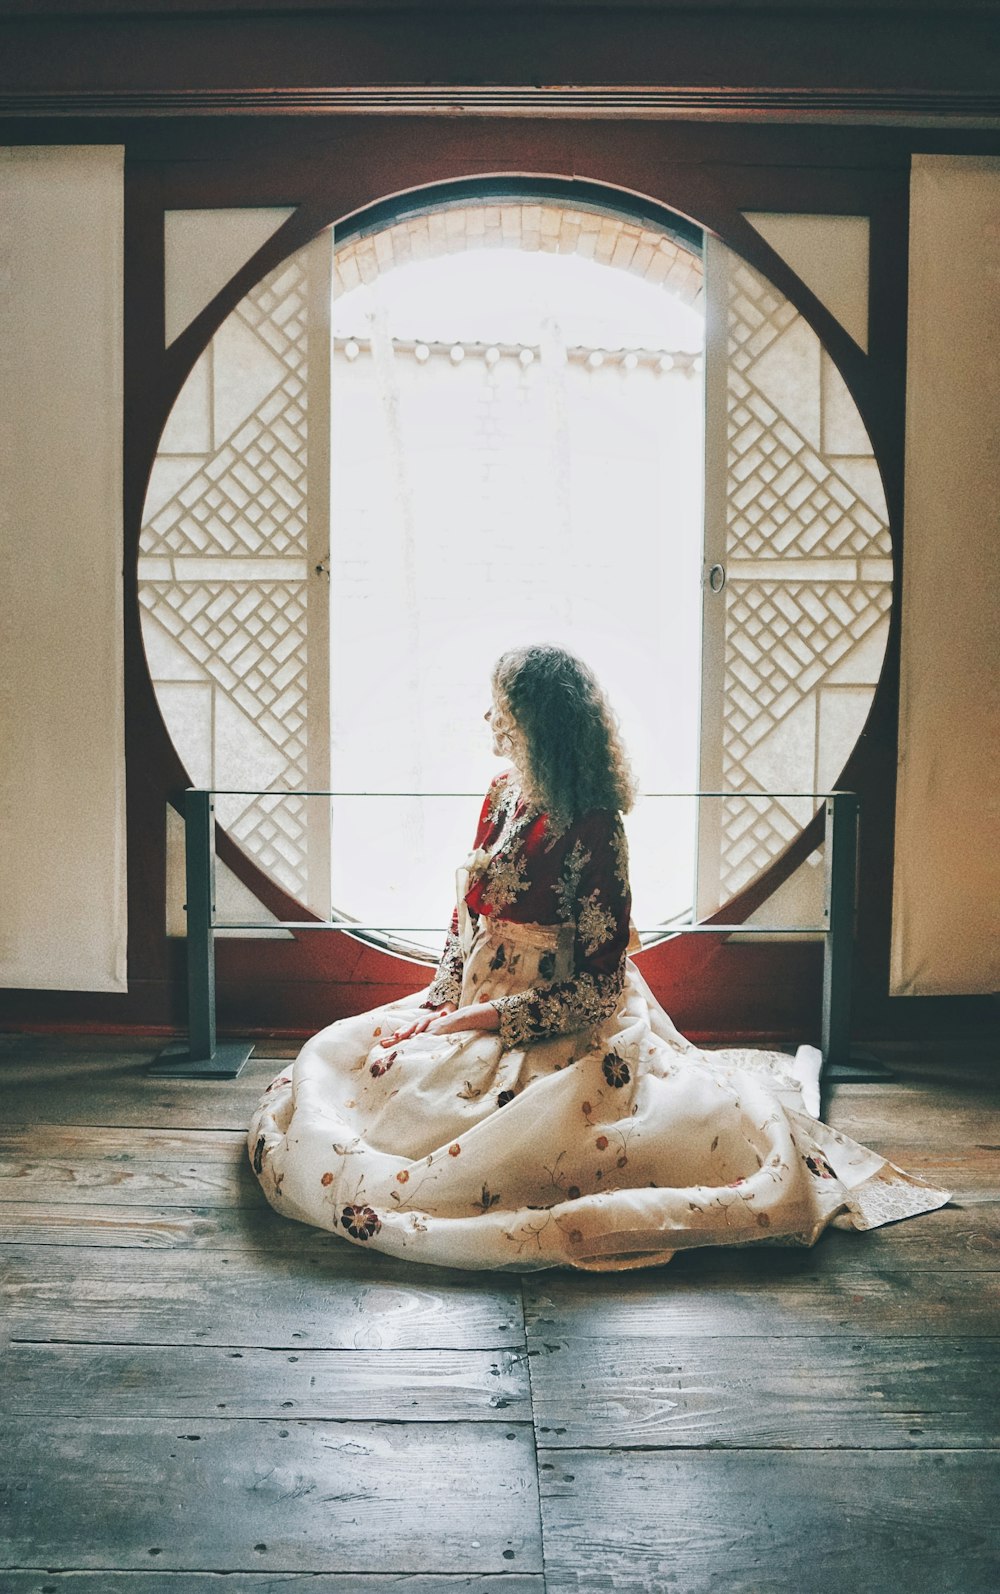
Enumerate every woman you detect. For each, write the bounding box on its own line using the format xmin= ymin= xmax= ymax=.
xmin=249 ymin=645 xmax=948 ymax=1271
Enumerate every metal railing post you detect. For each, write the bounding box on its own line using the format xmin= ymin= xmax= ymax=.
xmin=185 ymin=787 xmax=216 ymax=1062
xmin=148 ymin=790 xmax=253 ymax=1079
xmin=821 ymin=792 xmax=859 ymax=1072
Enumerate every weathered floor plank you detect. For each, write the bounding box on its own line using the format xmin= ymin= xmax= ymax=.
xmin=2 ymin=1245 xmax=525 ymax=1350
xmin=2 ymin=1340 xmax=531 ymax=1422
xmin=537 ymin=1449 xmax=1000 ymax=1594
xmin=7 ymin=1243 xmax=1000 ymax=1351
xmin=0 ymin=1198 xmax=291 ymax=1249
xmin=524 ymin=1256 xmax=1000 ymax=1338
xmin=0 ymin=1154 xmax=252 ymax=1208
xmin=850 ymin=1142 xmax=999 ymax=1184
xmin=0 ymin=1125 xmax=246 ymax=1160
xmin=527 ymin=1335 xmax=1000 ymax=1449
xmin=0 ymin=1578 xmax=544 ymax=1593
xmin=1 ymin=1577 xmax=545 ymax=1592
xmin=817 ymin=1202 xmax=1000 ymax=1265
xmin=0 ymin=1417 xmax=542 ymax=1574
xmin=827 ymin=1085 xmax=1000 ymax=1146
xmin=0 ymin=1049 xmax=281 ymax=1130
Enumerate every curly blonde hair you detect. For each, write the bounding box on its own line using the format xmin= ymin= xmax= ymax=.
xmin=492 ymin=645 xmax=636 ymax=826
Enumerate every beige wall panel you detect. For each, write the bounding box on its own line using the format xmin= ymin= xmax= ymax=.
xmin=891 ymin=156 xmax=1000 ymax=997
xmin=0 ymin=146 xmax=126 ymax=992
xmin=163 ymin=208 xmax=295 ymax=345
xmin=742 ymin=213 xmax=870 ymax=351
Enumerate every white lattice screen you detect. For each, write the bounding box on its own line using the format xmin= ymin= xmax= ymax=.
xmin=699 ymin=236 xmax=892 ymax=913
xmin=139 ymin=233 xmax=331 ymax=915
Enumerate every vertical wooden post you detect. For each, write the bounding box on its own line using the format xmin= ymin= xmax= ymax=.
xmin=184 ymin=788 xmax=216 ymax=1062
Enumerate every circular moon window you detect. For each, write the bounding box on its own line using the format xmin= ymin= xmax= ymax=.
xmin=139 ymin=192 xmax=890 ymax=956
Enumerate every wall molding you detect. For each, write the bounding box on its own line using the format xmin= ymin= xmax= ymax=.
xmin=2 ymin=86 xmax=1000 ymax=124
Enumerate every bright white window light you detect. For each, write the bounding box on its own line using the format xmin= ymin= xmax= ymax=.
xmin=330 ymin=239 xmax=706 ymax=949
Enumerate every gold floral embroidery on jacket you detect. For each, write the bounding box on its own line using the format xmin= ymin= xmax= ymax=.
xmin=487 ymin=776 xmax=516 ymax=825
xmin=427 ymin=927 xmax=464 ymax=1006
xmin=555 ymin=840 xmax=592 ymax=922
xmin=482 ymin=842 xmax=530 ymax=911
xmin=576 ymin=889 xmax=619 ymax=957
xmin=611 ymin=819 xmax=630 ymax=891
xmin=493 ymin=957 xmax=626 ymax=1048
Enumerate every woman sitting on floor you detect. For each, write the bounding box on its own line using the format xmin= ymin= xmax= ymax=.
xmin=249 ymin=644 xmax=948 ymax=1271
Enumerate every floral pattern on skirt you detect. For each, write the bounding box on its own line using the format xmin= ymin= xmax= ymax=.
xmin=248 ymin=919 xmax=950 ymax=1272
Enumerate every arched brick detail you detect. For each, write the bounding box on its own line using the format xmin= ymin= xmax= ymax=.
xmin=333 ymin=202 xmax=704 ymax=305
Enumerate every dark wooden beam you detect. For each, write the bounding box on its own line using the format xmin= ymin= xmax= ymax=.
xmin=1 ymin=7 xmax=1000 ymax=112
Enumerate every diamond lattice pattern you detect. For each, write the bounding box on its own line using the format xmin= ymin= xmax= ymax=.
xmin=720 ymin=255 xmax=892 ymax=895
xmin=139 ymin=254 xmax=313 ymax=900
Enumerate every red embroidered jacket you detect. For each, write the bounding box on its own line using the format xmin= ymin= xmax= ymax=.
xmin=427 ymin=771 xmax=632 ymax=1047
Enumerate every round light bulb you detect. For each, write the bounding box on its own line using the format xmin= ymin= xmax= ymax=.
xmin=622 ymin=352 xmax=638 ymax=372
xmin=658 ymin=354 xmax=675 ymax=374
xmin=344 ymin=339 xmax=360 ymax=361
xmin=450 ymin=344 xmax=465 ymax=363
xmin=414 ymin=343 xmax=430 ymax=363
xmin=519 ymin=347 xmax=535 ymax=367
xmin=588 ymin=350 xmax=605 ymax=369
xmin=485 ymin=346 xmax=501 ymax=366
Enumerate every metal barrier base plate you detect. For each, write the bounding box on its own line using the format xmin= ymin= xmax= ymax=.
xmin=147 ymin=1041 xmax=254 ymax=1079
xmin=822 ymin=1047 xmax=895 ymax=1084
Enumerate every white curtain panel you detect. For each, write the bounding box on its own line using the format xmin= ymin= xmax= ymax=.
xmin=891 ymin=155 xmax=1000 ymax=996
xmin=0 ymin=145 xmax=127 ymax=992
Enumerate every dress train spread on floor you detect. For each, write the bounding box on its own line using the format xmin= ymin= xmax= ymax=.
xmin=249 ymin=774 xmax=949 ymax=1271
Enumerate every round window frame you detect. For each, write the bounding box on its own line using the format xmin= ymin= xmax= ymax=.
xmin=138 ymin=171 xmax=893 ymax=965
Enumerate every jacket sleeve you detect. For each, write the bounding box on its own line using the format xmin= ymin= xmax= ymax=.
xmin=424 ymin=906 xmax=465 ymax=1008
xmin=423 ymin=778 xmax=505 ymax=1008
xmin=491 ymin=810 xmax=631 ymax=1047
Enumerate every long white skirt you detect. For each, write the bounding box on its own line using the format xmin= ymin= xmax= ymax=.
xmin=248 ymin=919 xmax=950 ymax=1271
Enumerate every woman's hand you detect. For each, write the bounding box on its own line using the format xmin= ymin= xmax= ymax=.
xmin=380 ymin=1001 xmax=500 ymax=1047
xmin=380 ymin=1002 xmax=456 ymax=1047
xmin=426 ymin=1002 xmax=500 ymax=1036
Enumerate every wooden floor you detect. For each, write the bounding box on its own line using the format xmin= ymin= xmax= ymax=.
xmin=1 ymin=1034 xmax=998 ymax=1593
